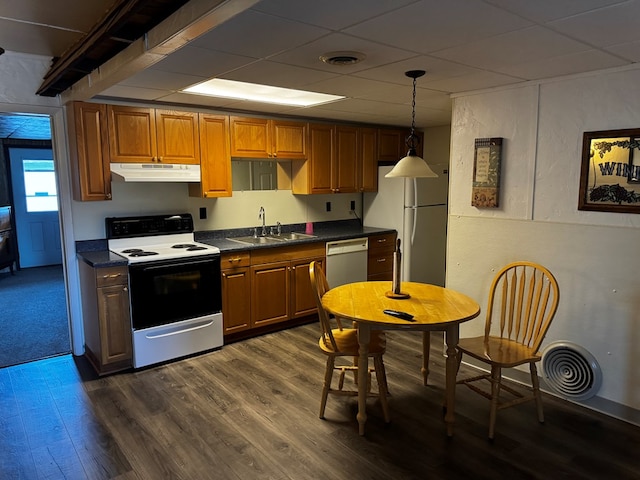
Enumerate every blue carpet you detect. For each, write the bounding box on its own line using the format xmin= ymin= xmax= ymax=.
xmin=0 ymin=265 xmax=70 ymax=368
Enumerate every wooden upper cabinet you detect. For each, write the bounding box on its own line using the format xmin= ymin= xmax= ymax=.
xmin=292 ymin=124 xmax=376 ymax=194
xmin=107 ymin=105 xmax=199 ymax=164
xmin=68 ymin=102 xmax=112 ymax=201
xmin=359 ymin=127 xmax=378 ymax=192
xmin=272 ymin=120 xmax=307 ymax=159
xmin=189 ymin=114 xmax=232 ymax=198
xmin=334 ymin=125 xmax=358 ymax=193
xmin=305 ymin=123 xmax=334 ymax=194
xmin=155 ymin=109 xmax=200 ymax=164
xmin=378 ymin=127 xmax=407 ymax=162
xmin=230 ymin=116 xmax=307 ymax=159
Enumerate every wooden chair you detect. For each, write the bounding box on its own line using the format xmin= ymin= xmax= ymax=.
xmin=309 ymin=261 xmax=390 ymax=422
xmin=456 ymin=261 xmax=560 ymax=439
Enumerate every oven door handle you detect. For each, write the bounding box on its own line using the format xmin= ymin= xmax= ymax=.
xmin=137 ymin=258 xmax=216 ymax=272
xmin=144 ymin=319 xmax=215 ymax=339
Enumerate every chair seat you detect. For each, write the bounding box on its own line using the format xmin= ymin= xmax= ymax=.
xmin=319 ymin=328 xmax=386 ymax=355
xmin=457 ymin=336 xmax=541 ymax=368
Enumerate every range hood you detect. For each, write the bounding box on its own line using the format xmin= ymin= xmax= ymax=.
xmin=110 ymin=163 xmax=201 ymax=182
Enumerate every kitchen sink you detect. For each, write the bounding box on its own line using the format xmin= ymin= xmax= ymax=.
xmin=227 ymin=232 xmax=317 ymax=245
xmin=268 ymin=232 xmax=317 ymax=241
xmin=227 ymin=235 xmax=285 ymax=245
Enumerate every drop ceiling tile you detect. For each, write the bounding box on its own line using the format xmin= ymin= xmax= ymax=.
xmin=304 ymin=76 xmax=403 ymax=98
xmin=98 ymin=85 xmax=170 ymax=101
xmin=422 ymin=70 xmax=522 ymax=93
xmin=0 ymin=20 xmax=81 ymax=57
xmin=219 ymin=61 xmax=339 ymax=90
xmin=499 ymin=49 xmax=629 ymax=80
xmin=482 ymin=0 xmax=628 ymax=23
xmin=606 ymin=41 xmax=640 ymax=62
xmin=149 ymin=46 xmax=258 ymax=78
xmin=344 ymin=0 xmax=532 ymax=54
xmin=549 ymin=2 xmax=640 ymax=47
xmin=0 ymin=0 xmax=116 ymax=33
xmin=269 ymin=32 xmax=416 ymax=74
xmin=119 ymin=69 xmax=206 ymax=91
xmin=352 ymin=55 xmax=479 ymax=87
xmin=251 ymin=0 xmax=418 ymax=30
xmin=189 ymin=10 xmax=329 ymax=60
xmin=432 ymin=26 xmax=592 ymax=73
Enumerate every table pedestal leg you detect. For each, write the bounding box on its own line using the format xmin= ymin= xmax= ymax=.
xmin=444 ymin=325 xmax=459 ymax=437
xmin=421 ymin=331 xmax=431 ymax=385
xmin=357 ymin=324 xmax=371 ymax=436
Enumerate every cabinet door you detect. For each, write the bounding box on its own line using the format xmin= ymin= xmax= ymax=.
xmin=96 ymin=284 xmax=133 ymax=365
xmin=251 ymin=261 xmax=290 ymax=327
xmin=334 ymin=125 xmax=358 ymax=193
xmin=290 ymin=256 xmax=324 ymax=318
xmin=222 ymin=266 xmax=251 ymax=334
xmin=230 ymin=116 xmax=270 ymax=158
xmin=68 ymin=102 xmax=111 ymax=201
xmin=378 ymin=128 xmax=407 ymax=162
xmin=190 ymin=114 xmax=232 ymax=198
xmin=308 ymin=123 xmax=334 ymax=194
xmin=107 ymin=105 xmax=157 ymax=163
xmin=272 ymin=120 xmax=307 ymax=159
xmin=359 ymin=127 xmax=378 ymax=192
xmin=155 ymin=110 xmax=200 ymax=164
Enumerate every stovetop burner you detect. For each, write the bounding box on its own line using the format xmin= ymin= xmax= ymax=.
xmin=172 ymin=244 xmax=196 ymax=248
xmin=128 ymin=251 xmax=159 ymax=257
xmin=122 ymin=248 xmax=144 ymax=254
xmin=186 ymin=246 xmax=207 ymax=251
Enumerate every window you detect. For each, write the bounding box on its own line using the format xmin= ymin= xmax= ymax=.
xmin=22 ymin=159 xmax=58 ymax=212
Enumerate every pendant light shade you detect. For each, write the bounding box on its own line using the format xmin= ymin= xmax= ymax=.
xmin=385 ymin=70 xmax=438 ymax=179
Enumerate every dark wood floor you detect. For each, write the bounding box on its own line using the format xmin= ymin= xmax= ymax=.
xmin=1 ymin=323 xmax=639 ymax=480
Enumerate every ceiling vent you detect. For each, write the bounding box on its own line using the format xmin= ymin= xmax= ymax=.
xmin=542 ymin=341 xmax=602 ymax=401
xmin=320 ymin=51 xmax=366 ymax=66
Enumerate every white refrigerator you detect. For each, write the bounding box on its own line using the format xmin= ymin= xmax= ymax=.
xmin=363 ymin=164 xmax=449 ymax=286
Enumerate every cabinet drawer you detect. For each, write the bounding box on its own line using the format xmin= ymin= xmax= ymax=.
xmin=222 ymin=251 xmax=251 ymax=268
xmin=368 ymin=252 xmax=393 ymax=276
xmin=368 ymin=233 xmax=396 ymax=253
xmin=96 ymin=267 xmax=128 ymax=287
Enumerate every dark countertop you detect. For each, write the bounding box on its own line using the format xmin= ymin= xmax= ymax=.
xmin=76 ymin=219 xmax=396 ymax=267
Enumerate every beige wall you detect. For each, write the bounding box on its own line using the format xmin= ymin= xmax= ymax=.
xmin=447 ymin=65 xmax=640 ymax=420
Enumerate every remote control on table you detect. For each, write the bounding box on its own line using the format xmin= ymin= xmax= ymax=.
xmin=383 ymin=309 xmax=415 ymax=321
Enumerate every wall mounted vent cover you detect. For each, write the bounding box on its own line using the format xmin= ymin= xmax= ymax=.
xmin=542 ymin=341 xmax=602 ymax=401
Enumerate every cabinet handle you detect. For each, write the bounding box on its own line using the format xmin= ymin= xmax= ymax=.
xmin=103 ymin=273 xmax=122 ymax=279
xmin=123 ymin=287 xmax=128 ymax=292
xmin=227 ymin=257 xmax=242 ymax=263
xmin=222 ymin=273 xmax=227 ymax=278
xmin=106 ymin=193 xmax=112 ymax=199
xmin=159 ymin=156 xmax=163 ymax=163
xmin=377 ymin=258 xmax=386 ymax=263
xmin=377 ymin=238 xmax=387 ymax=244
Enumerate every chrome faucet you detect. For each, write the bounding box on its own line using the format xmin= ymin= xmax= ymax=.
xmin=258 ymin=206 xmax=266 ymax=236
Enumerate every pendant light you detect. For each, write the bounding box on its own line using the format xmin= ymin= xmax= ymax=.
xmin=385 ymin=70 xmax=438 ymax=178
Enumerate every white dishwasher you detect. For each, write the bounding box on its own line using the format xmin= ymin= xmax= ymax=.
xmin=325 ymin=237 xmax=368 ymax=288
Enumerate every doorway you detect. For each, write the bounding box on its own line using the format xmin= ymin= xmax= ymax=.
xmin=0 ymin=115 xmax=70 ymax=368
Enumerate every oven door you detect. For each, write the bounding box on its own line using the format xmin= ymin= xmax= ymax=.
xmin=128 ymin=254 xmax=221 ymax=330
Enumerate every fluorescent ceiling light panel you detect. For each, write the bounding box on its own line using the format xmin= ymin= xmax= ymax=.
xmin=182 ymin=78 xmax=344 ymax=106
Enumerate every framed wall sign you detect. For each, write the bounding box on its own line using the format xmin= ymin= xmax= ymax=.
xmin=578 ymin=129 xmax=640 ymax=213
xmin=472 ymin=137 xmax=503 ymax=208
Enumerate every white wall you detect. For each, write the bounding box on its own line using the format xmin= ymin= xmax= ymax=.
xmin=71 ymin=182 xmax=361 ymax=240
xmin=448 ymin=65 xmax=640 ymax=416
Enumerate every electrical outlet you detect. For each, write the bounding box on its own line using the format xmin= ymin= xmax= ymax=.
xmin=326 ymin=201 xmax=331 ymax=212
xmin=350 ymin=200 xmax=356 ymax=211
xmin=199 ymin=207 xmax=207 ymax=220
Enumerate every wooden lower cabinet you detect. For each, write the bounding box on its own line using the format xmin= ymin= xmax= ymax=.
xmin=79 ymin=262 xmax=132 ymax=375
xmin=221 ymin=243 xmax=325 ymax=336
xmin=367 ymin=232 xmax=397 ymax=281
xmin=221 ymin=251 xmax=251 ymax=334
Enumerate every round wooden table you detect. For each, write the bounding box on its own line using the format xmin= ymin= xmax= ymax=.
xmin=322 ymin=281 xmax=481 ymax=436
